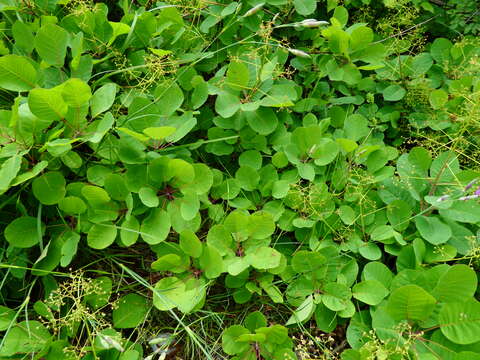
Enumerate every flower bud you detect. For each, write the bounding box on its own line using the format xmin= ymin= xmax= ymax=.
xmin=464 ymin=178 xmax=479 ymax=191
xmin=243 ymin=3 xmax=264 ymax=17
xmin=297 ymin=19 xmax=329 ymax=27
xmin=287 ymin=48 xmax=311 ymax=58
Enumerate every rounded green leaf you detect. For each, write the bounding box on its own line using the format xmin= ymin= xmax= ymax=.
xmin=387 ymin=285 xmax=436 ymax=321
xmin=248 ymin=211 xmax=275 ymax=239
xmin=34 ymin=23 xmax=68 ymax=67
xmin=245 ymin=107 xmax=278 ymax=135
xmin=352 ymin=280 xmax=389 ymax=306
xmin=62 ymin=78 xmax=92 ymax=108
xmin=383 ymin=85 xmax=406 ymax=101
xmin=222 ymin=325 xmax=250 ymax=355
xmin=226 ymin=61 xmax=249 ymax=91
xmin=4 ymin=216 xmax=44 ymax=248
xmin=87 ymin=223 xmax=117 ymax=249
xmin=439 ymin=299 xmax=480 ymax=345
xmin=286 ymin=295 xmax=315 ymax=325
xmin=239 ymin=150 xmax=262 ymax=170
xmin=362 ymin=261 xmax=394 ymax=288
xmin=32 ymin=171 xmax=66 ymax=205
xmin=58 ymin=196 xmax=87 ymax=214
xmin=312 ymin=138 xmax=340 ymax=166
xmin=294 ymin=0 xmax=316 ymax=15
xmin=244 ymin=311 xmax=267 ymax=332
xmin=0 ymin=54 xmax=37 ymax=91
xmin=179 ymin=230 xmax=203 ymax=258
xmin=119 ymin=216 xmax=140 ymax=247
xmin=143 ymin=126 xmax=176 ymax=140
xmin=0 ymin=321 xmax=51 ymax=357
xmin=113 ymin=294 xmax=149 ymax=329
xmin=0 ymin=306 xmax=15 ymax=331
xmin=152 ymin=277 xmax=183 ymax=311
xmin=139 ymin=187 xmax=159 ymax=208
xmin=28 ymin=87 xmax=68 ymax=121
xmin=90 ymin=83 xmax=117 ymax=118
xmin=140 ymin=209 xmax=171 ymax=245
xmin=432 ymin=264 xmax=477 ymax=303
xmin=429 ymin=89 xmax=448 ymax=109
xmin=215 ymin=92 xmax=240 ymax=118
xmin=248 ymin=247 xmax=282 ymax=270
xmin=154 ymin=81 xmax=184 ymax=116
xmin=104 ymin=174 xmax=129 ymax=201
xmin=415 ymin=215 xmax=452 ymax=245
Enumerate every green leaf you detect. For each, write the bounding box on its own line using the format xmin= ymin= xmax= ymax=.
xmin=0 ymin=54 xmax=37 ymax=91
xmin=62 ymin=78 xmax=92 ymax=108
xmin=235 ymin=165 xmax=259 ymax=191
xmin=322 ymin=282 xmax=352 ymax=311
xmin=113 ymin=294 xmax=149 ymax=329
xmin=244 ymin=107 xmax=278 ymax=135
xmin=140 ymin=209 xmax=171 ymax=245
xmin=429 ymin=89 xmax=448 ymax=109
xmin=248 ymin=247 xmax=282 ymax=270
xmin=153 ymin=277 xmax=204 ymax=313
xmin=0 ymin=321 xmax=51 ymax=357
xmin=58 ymin=196 xmax=87 ymax=214
xmin=87 ymin=223 xmax=117 ymax=249
xmin=386 ymin=285 xmax=436 ymax=321
xmin=0 ymin=155 xmax=22 ymax=194
xmin=4 ymin=216 xmax=44 ymax=248
xmin=12 ymin=21 xmax=34 ymax=53
xmin=90 ymin=83 xmax=117 ymax=118
xmin=339 ymin=205 xmax=355 ymax=225
xmin=119 ymin=216 xmax=140 ymax=247
xmin=139 ymin=187 xmax=159 ymax=208
xmin=439 ymin=299 xmax=480 ymax=345
xmin=432 ymin=265 xmax=477 ymax=303
xmin=34 ymin=23 xmax=68 ymax=67
xmin=179 ymin=230 xmax=203 ymax=258
xmin=294 ymin=0 xmax=316 ymax=15
xmin=215 ymin=92 xmax=240 ymax=118
xmin=439 ymin=201 xmax=480 ymax=224
xmin=104 ymin=174 xmax=129 ymax=201
xmin=248 ymin=211 xmax=275 ymax=239
xmin=362 ymin=261 xmax=393 ymax=288
xmin=430 ymin=38 xmax=452 ymax=64
xmin=286 ymin=295 xmax=315 ymax=325
xmin=222 ymin=325 xmax=250 ymax=355
xmin=11 ymin=160 xmax=48 ymax=187
xmin=154 ymin=81 xmax=184 ymax=116
xmin=143 ymin=126 xmax=176 ymax=140
xmin=199 ymin=245 xmax=224 ymax=278
xmin=352 ymin=280 xmax=389 ymax=306
xmin=291 ymin=250 xmax=326 ymax=274
xmin=32 ymin=171 xmax=66 ymax=205
xmin=59 ymin=231 xmax=80 ymax=267
xmin=312 ymin=138 xmax=340 ymax=166
xmin=226 ymin=61 xmax=249 ymax=91
xmin=415 ymin=216 xmax=452 ymax=245
xmin=382 ymin=85 xmax=406 ymax=101
xmin=315 ymin=303 xmax=337 ymax=333
xmin=244 ymin=311 xmax=267 ymax=332
xmin=349 ymin=25 xmax=373 ymax=51
xmin=0 ymin=306 xmax=15 ymax=331
xmin=386 ymin=199 xmax=412 ymax=231
xmin=28 ymin=87 xmax=68 ymax=121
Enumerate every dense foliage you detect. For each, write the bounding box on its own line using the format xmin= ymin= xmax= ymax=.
xmin=0 ymin=0 xmax=479 ymax=359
